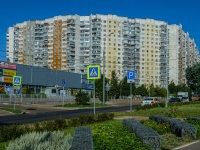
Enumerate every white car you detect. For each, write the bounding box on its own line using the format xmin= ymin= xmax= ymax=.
xmin=141 ymin=97 xmax=156 ymax=106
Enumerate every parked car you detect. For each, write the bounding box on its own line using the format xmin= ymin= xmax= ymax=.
xmin=181 ymin=97 xmax=189 ymax=102
xmin=168 ymin=97 xmax=181 ymax=102
xmin=141 ymin=97 xmax=156 ymax=106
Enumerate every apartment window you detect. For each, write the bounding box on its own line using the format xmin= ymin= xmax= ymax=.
xmin=104 ymin=21 xmax=106 ymax=23
xmin=114 ymin=21 xmax=116 ymax=24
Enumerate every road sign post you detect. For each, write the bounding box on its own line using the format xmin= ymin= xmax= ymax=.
xmin=127 ymin=71 xmax=135 ymax=112
xmin=105 ymin=83 xmax=110 ymax=102
xmin=87 ymin=65 xmax=101 ymax=115
xmin=62 ymin=79 xmax=66 ymax=107
xmin=12 ymin=76 xmax=22 ymax=111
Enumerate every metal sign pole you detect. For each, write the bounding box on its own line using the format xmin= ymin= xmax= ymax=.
xmin=93 ymin=80 xmax=96 ymax=114
xmin=130 ymin=83 xmax=132 ymax=111
xmin=21 ymin=86 xmax=22 ymax=104
xmin=62 ymin=86 xmax=64 ymax=107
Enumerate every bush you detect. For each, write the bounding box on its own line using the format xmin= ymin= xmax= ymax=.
xmin=0 ymin=124 xmax=26 ymax=142
xmin=40 ymin=118 xmax=67 ymax=131
xmin=6 ymin=131 xmax=72 ymax=150
xmin=161 ymin=106 xmax=180 ymax=117
xmin=75 ymin=91 xmax=90 ymax=105
xmin=67 ymin=113 xmax=114 ymax=127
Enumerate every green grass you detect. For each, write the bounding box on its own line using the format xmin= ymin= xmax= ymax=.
xmin=0 ymin=141 xmax=9 ymax=150
xmin=64 ymin=120 xmax=149 ymax=150
xmin=0 ymin=107 xmax=22 ymax=114
xmin=55 ymin=103 xmax=111 ymax=108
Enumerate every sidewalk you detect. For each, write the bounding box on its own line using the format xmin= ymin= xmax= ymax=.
xmin=172 ymin=140 xmax=200 ymax=150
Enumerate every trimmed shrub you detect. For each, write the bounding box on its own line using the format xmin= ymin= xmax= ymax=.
xmin=150 ymin=115 xmax=197 ymax=138
xmin=6 ymin=131 xmax=72 ymax=150
xmin=70 ymin=126 xmax=93 ymax=150
xmin=187 ymin=117 xmax=200 ymax=122
xmin=185 ymin=119 xmax=200 ymax=139
xmin=123 ymin=118 xmax=161 ymax=150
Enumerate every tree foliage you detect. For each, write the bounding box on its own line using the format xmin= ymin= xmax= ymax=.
xmin=75 ymin=91 xmax=90 ymax=105
xmin=135 ymin=84 xmax=148 ymax=96
xmin=95 ymin=74 xmax=109 ymax=102
xmin=109 ymin=71 xmax=119 ymax=98
xmin=186 ymin=63 xmax=200 ymax=95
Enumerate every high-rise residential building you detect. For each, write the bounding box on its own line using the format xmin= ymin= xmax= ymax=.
xmin=6 ymin=14 xmax=199 ymax=87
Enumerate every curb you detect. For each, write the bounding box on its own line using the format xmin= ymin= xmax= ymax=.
xmin=171 ymin=140 xmax=200 ymax=150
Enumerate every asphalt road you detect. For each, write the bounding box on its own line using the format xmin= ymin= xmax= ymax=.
xmin=0 ymin=105 xmax=136 ymax=126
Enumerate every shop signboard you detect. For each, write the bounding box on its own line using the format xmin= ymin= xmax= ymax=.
xmin=0 ymin=61 xmax=16 ymax=70
xmin=3 ymin=69 xmax=16 ymax=76
xmin=4 ymin=76 xmax=13 ymax=83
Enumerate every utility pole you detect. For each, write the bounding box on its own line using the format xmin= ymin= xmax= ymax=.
xmin=103 ymin=32 xmax=114 ymax=105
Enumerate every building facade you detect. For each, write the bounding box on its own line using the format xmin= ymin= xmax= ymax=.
xmin=6 ymin=14 xmax=199 ymax=87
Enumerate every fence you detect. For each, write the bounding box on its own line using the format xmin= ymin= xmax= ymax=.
xmin=0 ymin=94 xmax=76 ymax=105
xmin=0 ymin=94 xmax=167 ymax=105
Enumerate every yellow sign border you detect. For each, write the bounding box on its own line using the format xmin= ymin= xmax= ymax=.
xmin=13 ymin=76 xmax=22 ymax=86
xmin=87 ymin=65 xmax=101 ymax=79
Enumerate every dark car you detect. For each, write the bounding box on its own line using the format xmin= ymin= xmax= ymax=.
xmin=169 ymin=97 xmax=181 ymax=102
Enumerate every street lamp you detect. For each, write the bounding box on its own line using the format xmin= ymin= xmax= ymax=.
xmin=103 ymin=32 xmax=115 ymax=105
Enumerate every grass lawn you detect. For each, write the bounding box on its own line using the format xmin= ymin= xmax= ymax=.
xmin=64 ymin=119 xmax=197 ymax=150
xmin=0 ymin=107 xmax=22 ymax=114
xmin=55 ymin=103 xmax=111 ymax=108
xmin=114 ymin=103 xmax=200 ymax=118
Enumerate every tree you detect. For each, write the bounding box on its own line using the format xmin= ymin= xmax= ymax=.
xmin=95 ymin=74 xmax=109 ymax=102
xmin=168 ymin=81 xmax=176 ymax=96
xmin=135 ymin=84 xmax=148 ymax=96
xmin=75 ymin=91 xmax=90 ymax=105
xmin=149 ymin=83 xmax=156 ymax=97
xmin=186 ymin=63 xmax=200 ymax=95
xmin=121 ymin=77 xmax=130 ymax=96
xmin=154 ymin=86 xmax=166 ymax=97
xmin=110 ymin=71 xmax=119 ymax=99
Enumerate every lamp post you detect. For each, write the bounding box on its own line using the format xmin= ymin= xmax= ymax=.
xmin=103 ymin=32 xmax=114 ymax=105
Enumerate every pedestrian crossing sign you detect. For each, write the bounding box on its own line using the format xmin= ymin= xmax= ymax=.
xmin=87 ymin=65 xmax=101 ymax=79
xmin=13 ymin=76 xmax=22 ymax=86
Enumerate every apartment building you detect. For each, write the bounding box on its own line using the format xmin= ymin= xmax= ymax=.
xmin=6 ymin=14 xmax=199 ymax=87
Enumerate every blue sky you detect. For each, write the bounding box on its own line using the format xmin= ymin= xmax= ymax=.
xmin=0 ymin=0 xmax=199 ymax=61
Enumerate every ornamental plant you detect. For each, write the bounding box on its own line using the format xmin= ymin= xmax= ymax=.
xmin=6 ymin=131 xmax=72 ymax=150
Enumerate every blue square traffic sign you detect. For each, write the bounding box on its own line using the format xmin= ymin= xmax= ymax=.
xmin=127 ymin=71 xmax=135 ymax=79
xmin=127 ymin=70 xmax=135 ymax=83
xmin=87 ymin=65 xmax=101 ymax=79
xmin=13 ymin=76 xmax=22 ymax=86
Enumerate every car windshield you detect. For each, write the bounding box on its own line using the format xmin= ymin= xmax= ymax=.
xmin=170 ymin=98 xmax=179 ymax=101
xmin=144 ymin=98 xmax=153 ymax=101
